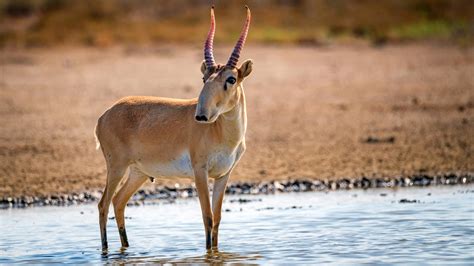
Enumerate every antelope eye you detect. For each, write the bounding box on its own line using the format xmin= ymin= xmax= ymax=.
xmin=226 ymin=77 xmax=236 ymax=84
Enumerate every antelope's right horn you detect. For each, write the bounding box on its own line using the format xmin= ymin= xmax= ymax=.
xmin=204 ymin=6 xmax=217 ymax=69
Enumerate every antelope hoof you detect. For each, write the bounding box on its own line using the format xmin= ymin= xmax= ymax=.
xmin=119 ymin=227 xmax=130 ymax=247
xmin=206 ymin=232 xmax=212 ymax=249
xmin=101 ymin=230 xmax=108 ymax=251
xmin=211 ymin=237 xmax=218 ymax=248
xmin=101 ymin=242 xmax=108 ymax=253
xmin=205 ymin=217 xmax=213 ymax=249
xmin=101 ymin=246 xmax=108 ymax=255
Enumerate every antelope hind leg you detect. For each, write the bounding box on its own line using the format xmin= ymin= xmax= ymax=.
xmin=113 ymin=168 xmax=148 ymax=248
xmin=98 ymin=161 xmax=128 ymax=252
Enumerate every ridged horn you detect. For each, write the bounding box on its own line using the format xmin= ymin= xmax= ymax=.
xmin=226 ymin=6 xmax=251 ymax=68
xmin=204 ymin=6 xmax=216 ymax=68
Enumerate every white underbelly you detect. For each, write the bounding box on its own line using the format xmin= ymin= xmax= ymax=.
xmin=133 ymin=148 xmax=238 ymax=179
xmin=136 ymin=151 xmax=194 ymax=179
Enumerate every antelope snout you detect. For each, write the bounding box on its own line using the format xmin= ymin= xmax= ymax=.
xmin=195 ymin=115 xmax=208 ymax=122
xmin=195 ymin=107 xmax=212 ymax=123
xmin=195 ymin=92 xmax=217 ymax=123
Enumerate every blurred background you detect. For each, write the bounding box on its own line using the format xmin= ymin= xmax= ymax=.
xmin=1 ymin=0 xmax=473 ymax=48
xmin=1 ymin=2 xmax=473 ymax=263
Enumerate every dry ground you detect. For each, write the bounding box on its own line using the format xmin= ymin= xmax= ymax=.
xmin=0 ymin=44 xmax=473 ymax=197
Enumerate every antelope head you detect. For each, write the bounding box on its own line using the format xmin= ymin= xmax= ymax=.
xmin=195 ymin=6 xmax=253 ymax=124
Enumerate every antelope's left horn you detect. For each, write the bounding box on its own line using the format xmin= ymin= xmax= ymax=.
xmin=226 ymin=6 xmax=251 ymax=68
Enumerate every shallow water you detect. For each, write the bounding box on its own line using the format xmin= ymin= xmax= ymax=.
xmin=1 ymin=185 xmax=473 ymax=264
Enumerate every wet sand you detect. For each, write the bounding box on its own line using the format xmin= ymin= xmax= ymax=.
xmin=0 ymin=44 xmax=473 ymax=198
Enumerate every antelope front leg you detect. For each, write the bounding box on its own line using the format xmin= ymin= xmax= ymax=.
xmin=211 ymin=173 xmax=230 ymax=248
xmin=194 ymin=168 xmax=213 ymax=249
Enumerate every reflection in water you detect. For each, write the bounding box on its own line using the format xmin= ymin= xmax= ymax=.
xmin=1 ymin=185 xmax=473 ymax=264
xmin=102 ymin=247 xmax=261 ymax=264
xmin=178 ymin=249 xmax=262 ymax=264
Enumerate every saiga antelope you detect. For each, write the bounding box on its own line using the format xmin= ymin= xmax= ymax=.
xmin=95 ymin=6 xmax=253 ymax=252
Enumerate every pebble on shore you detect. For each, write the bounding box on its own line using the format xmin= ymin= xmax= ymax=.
xmin=1 ymin=173 xmax=472 ymax=209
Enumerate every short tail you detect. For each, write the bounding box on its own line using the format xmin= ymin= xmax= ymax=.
xmin=94 ymin=123 xmax=101 ymax=150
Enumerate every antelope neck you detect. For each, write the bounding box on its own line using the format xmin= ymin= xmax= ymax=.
xmin=215 ymin=86 xmax=247 ymax=146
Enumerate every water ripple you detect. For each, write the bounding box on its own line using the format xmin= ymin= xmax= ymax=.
xmin=0 ymin=185 xmax=473 ymax=264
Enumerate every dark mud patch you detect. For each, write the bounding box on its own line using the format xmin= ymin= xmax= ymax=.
xmin=363 ymin=136 xmax=396 ymax=144
xmin=398 ymin=199 xmax=419 ymax=203
xmin=229 ymin=198 xmax=262 ymax=204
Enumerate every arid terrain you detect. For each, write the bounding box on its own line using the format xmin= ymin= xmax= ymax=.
xmin=0 ymin=44 xmax=473 ymax=197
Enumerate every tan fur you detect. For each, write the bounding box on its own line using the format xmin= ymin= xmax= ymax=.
xmin=96 ymin=59 xmax=253 ymax=252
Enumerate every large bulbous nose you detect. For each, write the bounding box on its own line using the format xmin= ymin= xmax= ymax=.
xmin=195 ymin=115 xmax=208 ymax=122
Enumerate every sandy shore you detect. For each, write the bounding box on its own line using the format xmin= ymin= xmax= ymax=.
xmin=0 ymin=44 xmax=473 ymax=198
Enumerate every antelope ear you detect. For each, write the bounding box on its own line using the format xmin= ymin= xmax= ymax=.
xmin=200 ymin=60 xmax=207 ymax=75
xmin=238 ymin=59 xmax=253 ymax=79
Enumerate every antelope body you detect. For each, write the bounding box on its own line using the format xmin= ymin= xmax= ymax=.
xmin=95 ymin=7 xmax=253 ymax=252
